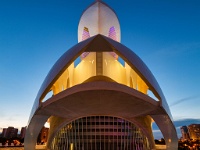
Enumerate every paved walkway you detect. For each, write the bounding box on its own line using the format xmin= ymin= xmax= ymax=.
xmin=0 ymin=148 xmax=24 ymax=150
xmin=0 ymin=146 xmax=45 ymax=150
xmin=0 ymin=145 xmax=166 ymax=150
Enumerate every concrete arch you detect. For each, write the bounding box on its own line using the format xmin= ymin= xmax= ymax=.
xmin=46 ymin=115 xmax=155 ymax=149
xmin=30 ymin=35 xmax=170 ymax=115
xmin=25 ymin=35 xmax=178 ymax=150
xmin=25 ymin=81 xmax=177 ymax=149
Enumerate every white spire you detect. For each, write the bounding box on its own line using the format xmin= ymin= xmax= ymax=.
xmin=78 ymin=0 xmax=121 ymax=42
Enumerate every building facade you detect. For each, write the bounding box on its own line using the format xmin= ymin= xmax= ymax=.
xmin=50 ymin=116 xmax=150 ymax=150
xmin=20 ymin=127 xmax=26 ymax=139
xmin=188 ymin=124 xmax=200 ymax=140
xmin=1 ymin=128 xmax=7 ymax=138
xmin=2 ymin=127 xmax=18 ymax=139
xmin=25 ymin=0 xmax=178 ymax=149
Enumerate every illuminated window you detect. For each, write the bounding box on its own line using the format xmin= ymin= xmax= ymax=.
xmin=51 ymin=116 xmax=150 ymax=150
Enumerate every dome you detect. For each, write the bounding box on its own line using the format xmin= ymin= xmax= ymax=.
xmin=78 ymin=1 xmax=121 ymax=42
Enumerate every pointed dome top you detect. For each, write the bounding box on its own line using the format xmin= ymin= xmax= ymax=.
xmin=78 ymin=0 xmax=121 ymax=43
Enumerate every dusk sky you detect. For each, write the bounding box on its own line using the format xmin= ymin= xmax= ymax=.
xmin=0 ymin=0 xmax=200 ymax=138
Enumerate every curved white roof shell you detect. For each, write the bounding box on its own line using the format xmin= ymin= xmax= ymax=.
xmin=78 ymin=1 xmax=121 ymax=42
xmin=25 ymin=35 xmax=177 ymax=150
xmin=25 ymin=0 xmax=178 ymax=149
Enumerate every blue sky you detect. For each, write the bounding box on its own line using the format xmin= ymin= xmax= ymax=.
xmin=0 ymin=0 xmax=200 ymax=138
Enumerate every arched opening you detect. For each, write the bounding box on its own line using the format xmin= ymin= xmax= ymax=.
xmin=42 ymin=90 xmax=53 ymax=103
xmin=50 ymin=116 xmax=150 ymax=150
xmin=147 ymin=90 xmax=159 ymax=101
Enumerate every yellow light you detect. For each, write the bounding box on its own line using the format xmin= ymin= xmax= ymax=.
xmin=70 ymin=143 xmax=74 ymax=150
xmin=44 ymin=122 xmax=50 ymax=128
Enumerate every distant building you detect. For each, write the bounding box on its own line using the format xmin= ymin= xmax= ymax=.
xmin=2 ymin=127 xmax=18 ymax=139
xmin=188 ymin=124 xmax=200 ymax=140
xmin=1 ymin=128 xmax=7 ymax=138
xmin=180 ymin=126 xmax=190 ymax=140
xmin=20 ymin=127 xmax=27 ymax=139
xmin=6 ymin=127 xmax=18 ymax=139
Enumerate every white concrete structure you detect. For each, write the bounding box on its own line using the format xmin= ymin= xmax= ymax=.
xmin=25 ymin=1 xmax=178 ymax=150
xmin=78 ymin=0 xmax=121 ymax=43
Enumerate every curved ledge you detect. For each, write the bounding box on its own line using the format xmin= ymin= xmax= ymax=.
xmin=26 ymin=81 xmax=177 ymax=150
xmin=37 ymin=35 xmax=163 ymax=103
xmin=38 ymin=81 xmax=160 ymax=118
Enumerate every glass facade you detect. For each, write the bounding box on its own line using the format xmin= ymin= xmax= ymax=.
xmin=51 ymin=116 xmax=150 ymax=150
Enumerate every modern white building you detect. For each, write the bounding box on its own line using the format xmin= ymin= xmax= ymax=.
xmin=25 ymin=0 xmax=178 ymax=149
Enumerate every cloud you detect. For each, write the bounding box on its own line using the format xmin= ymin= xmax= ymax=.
xmin=173 ymin=118 xmax=200 ymax=127
xmin=170 ymin=95 xmax=199 ymax=107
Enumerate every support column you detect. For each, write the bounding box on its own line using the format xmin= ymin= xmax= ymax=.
xmin=96 ymin=52 xmax=103 ymax=75
xmin=151 ymin=115 xmax=178 ymax=149
xmin=24 ymin=115 xmax=50 ymax=150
